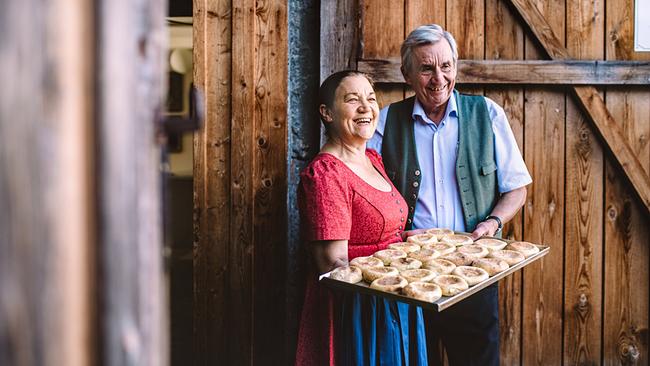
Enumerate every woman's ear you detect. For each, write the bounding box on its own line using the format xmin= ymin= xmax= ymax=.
xmin=319 ymin=104 xmax=333 ymax=122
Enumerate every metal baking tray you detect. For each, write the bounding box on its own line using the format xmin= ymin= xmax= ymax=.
xmin=320 ymin=237 xmax=549 ymax=312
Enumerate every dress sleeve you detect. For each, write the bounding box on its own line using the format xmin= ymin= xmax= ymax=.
xmin=299 ymin=157 xmax=353 ymax=241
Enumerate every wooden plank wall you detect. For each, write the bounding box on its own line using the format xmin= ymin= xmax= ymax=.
xmin=193 ymin=0 xmax=289 ymax=364
xmin=342 ymin=0 xmax=650 ymax=364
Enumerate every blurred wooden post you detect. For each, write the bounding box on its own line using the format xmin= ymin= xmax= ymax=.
xmin=0 ymin=0 xmax=94 ymax=364
xmin=96 ymin=0 xmax=168 ymax=364
xmin=0 ymin=0 xmax=168 ymax=364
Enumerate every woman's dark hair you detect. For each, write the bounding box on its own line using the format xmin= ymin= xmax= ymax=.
xmin=318 ymin=70 xmax=374 ymax=131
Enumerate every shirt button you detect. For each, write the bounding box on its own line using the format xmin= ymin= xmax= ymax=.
xmin=412 ymin=181 xmax=419 ymax=188
xmin=399 ymin=225 xmax=403 ymax=230
xmin=400 ymin=208 xmax=404 ymax=213
xmin=401 ymin=217 xmax=404 ymax=222
xmin=395 ymin=233 xmax=400 ymax=237
xmin=439 ymin=179 xmax=443 ymax=184
xmin=391 ymin=192 xmax=395 ymax=197
xmin=395 ymin=200 xmax=400 ymax=204
xmin=415 ymin=170 xmax=421 ymax=176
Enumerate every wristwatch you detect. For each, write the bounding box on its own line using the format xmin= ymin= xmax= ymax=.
xmin=485 ymin=215 xmax=503 ymax=234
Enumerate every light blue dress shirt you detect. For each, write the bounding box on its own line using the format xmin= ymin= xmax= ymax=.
xmin=368 ymin=93 xmax=532 ymax=231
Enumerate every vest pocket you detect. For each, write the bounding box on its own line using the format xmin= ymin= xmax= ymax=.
xmin=480 ymin=161 xmax=497 ymax=175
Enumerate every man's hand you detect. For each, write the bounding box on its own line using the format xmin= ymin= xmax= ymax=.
xmin=471 ymin=219 xmax=499 ymax=240
xmin=471 ymin=186 xmax=528 ymax=240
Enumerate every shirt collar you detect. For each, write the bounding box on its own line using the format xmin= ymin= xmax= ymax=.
xmin=412 ymin=91 xmax=458 ymax=126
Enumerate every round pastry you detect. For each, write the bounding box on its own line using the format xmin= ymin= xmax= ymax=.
xmin=457 ymin=244 xmax=489 ymax=259
xmin=388 ymin=241 xmax=421 ymax=254
xmin=408 ymin=248 xmax=441 ymax=262
xmin=373 ymin=249 xmax=407 ymax=265
xmin=329 ymin=265 xmax=363 ymax=283
xmin=362 ymin=266 xmax=399 ymax=283
xmin=389 ymin=257 xmax=422 ymax=271
xmin=474 ymin=238 xmax=508 ymax=252
xmin=350 ymin=256 xmax=384 ymax=269
xmin=440 ymin=234 xmax=474 ymax=246
xmin=370 ymin=275 xmax=408 ymax=293
xmin=489 ymin=249 xmax=525 ymax=265
xmin=472 ymin=257 xmax=509 ymax=276
xmin=424 ymin=242 xmax=456 ymax=255
xmin=425 ymin=227 xmax=455 ymax=240
xmin=403 ymin=282 xmax=442 ymax=302
xmin=452 ymin=266 xmax=489 ymax=286
xmin=407 ymin=233 xmax=438 ymax=246
xmin=440 ymin=252 xmax=473 ymax=266
xmin=422 ymin=258 xmax=457 ymax=275
xmin=507 ymin=241 xmax=540 ymax=258
xmin=400 ymin=268 xmax=437 ymax=283
xmin=432 ymin=275 xmax=469 ymax=296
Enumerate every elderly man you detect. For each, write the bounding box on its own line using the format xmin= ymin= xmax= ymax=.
xmin=368 ymin=24 xmax=532 ymax=365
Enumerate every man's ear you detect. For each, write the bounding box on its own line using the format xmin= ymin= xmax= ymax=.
xmin=319 ymin=104 xmax=333 ymax=122
xmin=401 ymin=66 xmax=412 ymax=86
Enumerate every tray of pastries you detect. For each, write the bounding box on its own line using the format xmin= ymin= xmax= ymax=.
xmin=319 ymin=229 xmax=549 ymax=311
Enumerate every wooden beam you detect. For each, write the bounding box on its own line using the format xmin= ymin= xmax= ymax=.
xmin=507 ymin=0 xmax=650 ymax=214
xmin=358 ymin=58 xmax=650 ymax=85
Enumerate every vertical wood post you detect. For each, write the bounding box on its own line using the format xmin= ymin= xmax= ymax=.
xmin=96 ymin=0 xmax=167 ymax=364
xmin=0 ymin=0 xmax=94 ymax=364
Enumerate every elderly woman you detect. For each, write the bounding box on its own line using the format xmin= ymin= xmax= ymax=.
xmin=294 ymin=70 xmax=428 ymax=366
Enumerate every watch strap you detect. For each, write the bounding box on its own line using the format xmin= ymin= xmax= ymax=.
xmin=485 ymin=215 xmax=503 ymax=233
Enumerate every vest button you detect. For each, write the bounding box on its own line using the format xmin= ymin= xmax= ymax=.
xmin=415 ymin=170 xmax=421 ymax=176
xmin=409 ymin=206 xmax=414 ymax=212
xmin=411 ymin=194 xmax=417 ymax=199
xmin=412 ymin=181 xmax=419 ymax=188
xmin=407 ymin=219 xmax=412 ymax=224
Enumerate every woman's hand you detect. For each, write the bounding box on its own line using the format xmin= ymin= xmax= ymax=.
xmin=311 ymin=240 xmax=349 ymax=274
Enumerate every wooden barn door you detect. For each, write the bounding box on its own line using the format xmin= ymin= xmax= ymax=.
xmin=0 ymin=0 xmax=168 ymax=364
xmin=321 ymin=0 xmax=650 ymax=364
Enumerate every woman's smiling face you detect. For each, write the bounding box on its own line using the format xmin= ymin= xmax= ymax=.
xmin=321 ymin=75 xmax=379 ymax=144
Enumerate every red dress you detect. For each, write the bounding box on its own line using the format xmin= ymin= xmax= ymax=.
xmin=295 ymin=149 xmax=409 ymax=365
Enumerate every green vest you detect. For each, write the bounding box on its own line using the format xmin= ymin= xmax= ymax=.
xmin=381 ymin=90 xmax=499 ymax=231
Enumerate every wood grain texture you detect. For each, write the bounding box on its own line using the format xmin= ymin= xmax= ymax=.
xmin=0 ymin=0 xmax=94 ymax=364
xmin=363 ymin=0 xmax=405 ymax=111
xmin=447 ymin=0 xmax=483 ymax=96
xmin=358 ymin=59 xmax=650 ymax=84
xmin=192 ymin=0 xmax=232 ymax=364
xmin=485 ymin=0 xmax=525 ymax=363
xmin=320 ymin=0 xmax=360 ymax=79
xmin=603 ymin=162 xmax=649 ymax=366
xmin=604 ymin=2 xmax=650 ymax=363
xmin=230 ymin=1 xmax=256 ymax=365
xmin=405 ymin=0 xmax=446 ymax=33
xmin=563 ymin=1 xmax=605 ymax=364
xmin=252 ymin=0 xmax=288 ymax=364
xmin=521 ymin=2 xmax=565 ymax=365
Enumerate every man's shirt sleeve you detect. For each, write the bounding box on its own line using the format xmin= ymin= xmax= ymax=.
xmin=485 ymin=97 xmax=533 ymax=193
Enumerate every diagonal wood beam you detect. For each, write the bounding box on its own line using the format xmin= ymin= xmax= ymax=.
xmin=508 ymin=0 xmax=650 ymax=214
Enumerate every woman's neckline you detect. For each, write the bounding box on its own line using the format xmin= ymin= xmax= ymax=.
xmin=317 ymin=150 xmax=393 ymax=193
